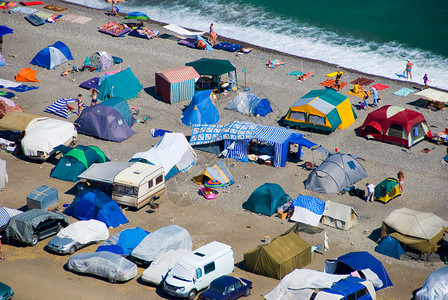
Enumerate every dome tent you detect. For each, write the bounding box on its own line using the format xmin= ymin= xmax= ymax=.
xmin=30 ymin=41 xmax=73 ymax=70
xmin=242 ymin=183 xmax=290 ymax=216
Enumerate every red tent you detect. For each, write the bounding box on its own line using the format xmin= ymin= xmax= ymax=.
xmin=358 ymin=105 xmax=429 ymax=148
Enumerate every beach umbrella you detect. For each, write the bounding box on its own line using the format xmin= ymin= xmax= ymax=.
xmin=0 ymin=26 xmax=13 ymax=37
xmin=124 ymin=12 xmax=150 ymax=20
xmin=204 ymin=179 xmax=226 ymax=188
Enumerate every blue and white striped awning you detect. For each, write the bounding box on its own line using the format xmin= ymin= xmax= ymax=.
xmin=44 ymin=98 xmax=87 ymax=118
xmin=253 ymin=125 xmax=294 ymax=145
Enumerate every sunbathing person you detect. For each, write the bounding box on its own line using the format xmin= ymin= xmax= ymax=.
xmin=297 ymin=72 xmax=314 ymax=81
xmin=240 ymin=47 xmax=254 ymax=53
xmin=267 ymin=59 xmax=286 ymax=68
xmin=112 ymin=23 xmax=128 ymax=35
xmin=137 ymin=28 xmax=158 ymax=39
xmin=100 ymin=21 xmax=117 ymax=31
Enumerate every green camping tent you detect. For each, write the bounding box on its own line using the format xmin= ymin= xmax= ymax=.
xmin=243 ymin=231 xmax=311 ymax=279
xmin=242 ymin=183 xmax=289 ymax=216
xmin=50 ymin=145 xmax=109 ymax=182
xmin=97 ymin=67 xmax=143 ymax=101
xmin=374 ymin=177 xmax=401 ymax=204
xmin=185 ymin=58 xmax=237 ymax=93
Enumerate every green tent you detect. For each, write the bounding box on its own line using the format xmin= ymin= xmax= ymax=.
xmin=243 ymin=231 xmax=311 ymax=279
xmin=185 ymin=58 xmax=237 ymax=93
xmin=374 ymin=177 xmax=401 ymax=204
xmin=100 ymin=97 xmax=134 ymax=126
xmin=97 ymin=67 xmax=143 ymax=101
xmin=50 ymin=145 xmax=109 ymax=182
xmin=242 ymin=183 xmax=289 ymax=216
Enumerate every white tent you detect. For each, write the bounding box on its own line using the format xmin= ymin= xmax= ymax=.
xmin=321 ymin=200 xmax=358 ymax=230
xmin=130 ymin=132 xmax=197 ymax=176
xmin=141 ymin=249 xmax=190 ymax=285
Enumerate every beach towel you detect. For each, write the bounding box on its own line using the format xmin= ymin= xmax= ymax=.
xmin=326 ymin=71 xmax=339 ymax=77
xmin=393 ymin=87 xmax=415 ymax=97
xmin=11 ymin=6 xmax=38 ymax=14
xmin=25 ymin=14 xmax=45 ymax=26
xmin=347 ymin=89 xmax=367 ymax=99
xmin=287 ymin=71 xmax=305 ymax=76
xmin=44 ymin=4 xmax=68 ymax=12
xmin=34 ymin=10 xmax=52 ymax=20
xmin=319 ymin=78 xmax=347 ymax=89
xmin=351 ymin=77 xmax=375 ymax=86
xmin=60 ymin=13 xmax=78 ymax=22
xmin=79 ymin=77 xmax=100 ymax=90
xmin=71 ymin=16 xmax=92 ymax=25
xmin=20 ymin=1 xmax=43 ymax=6
xmin=213 ymin=42 xmax=242 ymax=52
xmin=0 ymin=91 xmax=15 ymax=98
xmin=128 ymin=27 xmax=159 ymax=40
xmin=178 ymin=38 xmax=197 ymax=48
xmin=371 ymin=83 xmax=389 ymax=91
xmin=0 ymin=79 xmax=21 ymax=88
xmin=4 ymin=84 xmax=39 ymax=93
xmin=99 ymin=21 xmax=131 ymax=37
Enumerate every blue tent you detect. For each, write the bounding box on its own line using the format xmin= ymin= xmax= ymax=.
xmin=30 ymin=41 xmax=73 ymax=69
xmin=375 ymin=236 xmax=405 ymax=260
xmin=327 ymin=251 xmax=393 ymax=291
xmin=64 ymin=189 xmax=128 ymax=228
xmin=101 ymin=97 xmax=135 ymax=127
xmin=96 ymin=227 xmax=149 ymax=256
xmin=181 ymin=90 xmax=219 ymax=126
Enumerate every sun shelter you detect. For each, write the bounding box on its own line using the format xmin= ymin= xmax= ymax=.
xmin=304 ymin=153 xmax=368 ymax=194
xmin=63 ymin=189 xmax=128 ymax=228
xmin=415 ymin=88 xmax=448 ymax=109
xmin=243 ymin=231 xmax=311 ymax=279
xmin=284 ymin=89 xmax=357 ymax=132
xmin=242 ymin=183 xmax=290 ymax=216
xmin=193 ymin=160 xmax=234 ymax=188
xmin=74 ymin=102 xmax=135 ymax=142
xmin=130 ymin=133 xmax=197 ymax=180
xmin=155 ymin=66 xmax=200 ymax=104
xmin=225 ymin=92 xmax=272 ymax=117
xmin=30 ymin=41 xmax=73 ymax=69
xmin=289 ymin=195 xmax=325 ymax=227
xmin=0 ymin=97 xmax=23 ymax=118
xmin=324 ymin=251 xmax=393 ymax=291
xmin=44 ymin=98 xmax=87 ymax=118
xmin=189 ymin=121 xmax=316 ymax=167
xmin=375 ymin=236 xmax=405 ymax=260
xmin=186 ymin=58 xmax=237 ymax=93
xmin=87 ymin=51 xmax=114 ymax=72
xmin=381 ymin=207 xmax=448 ymax=253
xmin=15 ymin=67 xmax=39 ymax=82
xmin=374 ymin=178 xmax=401 ymax=204
xmin=97 ymin=67 xmax=142 ymax=101
xmin=181 ymin=90 xmax=219 ymax=126
xmin=78 ymin=161 xmax=135 ymax=184
xmin=321 ymin=200 xmax=358 ymax=230
xmin=358 ymin=105 xmax=429 ymax=148
xmin=50 ymin=145 xmax=109 ymax=182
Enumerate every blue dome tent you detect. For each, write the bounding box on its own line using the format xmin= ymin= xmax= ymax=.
xmin=30 ymin=41 xmax=73 ymax=69
xmin=181 ymin=90 xmax=219 ymax=126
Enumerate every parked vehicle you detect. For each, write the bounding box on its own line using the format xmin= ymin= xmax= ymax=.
xmin=47 ymin=220 xmax=109 ymax=255
xmin=67 ymin=251 xmax=137 ymax=283
xmin=5 ymin=209 xmax=69 ymax=246
xmin=314 ymin=276 xmax=376 ymax=300
xmin=199 ymin=275 xmax=252 ymax=300
xmin=0 ymin=282 xmax=14 ymax=300
xmin=164 ymin=241 xmax=234 ymax=300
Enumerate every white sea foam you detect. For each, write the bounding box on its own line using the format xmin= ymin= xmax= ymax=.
xmin=66 ymin=0 xmax=448 ymax=90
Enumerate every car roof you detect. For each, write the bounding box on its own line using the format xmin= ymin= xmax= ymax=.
xmin=211 ymin=275 xmax=240 ymax=286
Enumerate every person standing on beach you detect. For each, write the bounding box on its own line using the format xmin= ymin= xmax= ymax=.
xmin=397 ymin=171 xmax=405 ymax=193
xmin=365 ymin=183 xmax=375 ymax=202
xmin=208 ymin=23 xmax=218 ymax=47
xmin=423 ymin=74 xmax=429 ymax=87
xmin=76 ymin=94 xmax=83 ymax=115
xmin=405 ymin=60 xmax=413 ymax=80
xmin=370 ymin=87 xmax=379 ymax=108
xmin=335 ymin=71 xmax=343 ymax=92
xmin=111 ymin=0 xmax=118 ymax=16
xmin=90 ymin=88 xmax=98 ymax=106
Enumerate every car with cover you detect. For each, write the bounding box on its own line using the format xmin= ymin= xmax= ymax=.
xmin=4 ymin=209 xmax=69 ymax=246
xmin=199 ymin=275 xmax=252 ymax=300
xmin=47 ymin=220 xmax=109 ymax=255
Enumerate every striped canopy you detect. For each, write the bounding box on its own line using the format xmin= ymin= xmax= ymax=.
xmin=44 ymin=98 xmax=87 ymax=118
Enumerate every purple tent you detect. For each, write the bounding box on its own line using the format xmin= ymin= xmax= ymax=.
xmin=74 ymin=105 xmax=135 ymax=142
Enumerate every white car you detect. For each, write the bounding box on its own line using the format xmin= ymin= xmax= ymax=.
xmin=47 ymin=220 xmax=109 ymax=255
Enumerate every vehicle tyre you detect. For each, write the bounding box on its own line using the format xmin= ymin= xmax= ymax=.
xmin=69 ymin=246 xmax=76 ymax=255
xmin=245 ymin=287 xmax=251 ymax=296
xmin=187 ymin=289 xmax=197 ymax=300
xmin=31 ymin=234 xmax=39 ymax=246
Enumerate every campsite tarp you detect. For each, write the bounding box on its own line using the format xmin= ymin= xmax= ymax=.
xmin=97 ymin=227 xmax=149 ymax=256
xmin=374 ymin=178 xmax=401 ymax=203
xmin=63 ymin=189 xmax=128 ymax=228
xmin=192 ymin=160 xmax=233 ymax=188
xmin=30 ymin=41 xmax=73 ymax=69
xmin=324 ymin=251 xmax=393 ymax=291
xmin=381 ymin=207 xmax=448 ymax=253
xmin=375 ymin=236 xmax=405 ymax=259
xmin=415 ymin=88 xmax=448 ymax=103
xmin=163 ymin=24 xmax=205 ymax=38
xmin=155 ymin=66 xmax=200 ymax=104
xmin=358 ymin=105 xmax=429 ymax=148
xmin=131 ymin=132 xmax=196 ymax=177
xmin=243 ymin=231 xmax=311 ymax=279
xmin=0 ymin=207 xmax=23 ymax=229
xmin=289 ymin=195 xmax=325 ymax=227
xmin=225 ymin=92 xmax=272 ymax=117
xmin=321 ymin=200 xmax=358 ymax=230
xmin=242 ymin=183 xmax=289 ymax=216
xmin=97 ymin=67 xmax=142 ymax=101
xmin=304 ymin=153 xmax=368 ymax=194
xmin=181 ymin=90 xmax=219 ymax=126
xmin=284 ymin=89 xmax=357 ymax=132
xmin=50 ymin=145 xmax=109 ymax=182
xmin=141 ymin=249 xmax=190 ymax=285
xmin=415 ymin=266 xmax=448 ymax=300
xmin=0 ymin=97 xmax=23 ymax=118
xmin=130 ymin=225 xmax=192 ymax=264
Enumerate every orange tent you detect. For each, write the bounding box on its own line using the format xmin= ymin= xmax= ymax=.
xmin=15 ymin=67 xmax=39 ymax=82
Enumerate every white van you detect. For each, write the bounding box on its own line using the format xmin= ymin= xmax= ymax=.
xmin=163 ymin=241 xmax=234 ymax=300
xmin=112 ymin=162 xmax=165 ymax=209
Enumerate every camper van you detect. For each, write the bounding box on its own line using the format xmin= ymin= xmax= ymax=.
xmin=163 ymin=241 xmax=234 ymax=300
xmin=112 ymin=162 xmax=165 ymax=209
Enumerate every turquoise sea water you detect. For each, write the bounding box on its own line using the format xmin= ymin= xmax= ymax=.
xmin=64 ymin=0 xmax=448 ymax=89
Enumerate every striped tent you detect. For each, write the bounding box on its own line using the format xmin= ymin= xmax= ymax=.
xmin=155 ymin=66 xmax=200 ymax=104
xmin=284 ymin=89 xmax=357 ymax=132
xmin=44 ymin=98 xmax=87 ymax=118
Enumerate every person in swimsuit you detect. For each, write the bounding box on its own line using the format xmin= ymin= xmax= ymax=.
xmin=208 ymin=23 xmax=218 ymax=47
xmin=90 ymin=88 xmax=98 ymax=106
xmin=423 ymin=74 xmax=429 ymax=87
xmin=111 ymin=0 xmax=118 ymax=16
xmin=335 ymin=71 xmax=343 ymax=92
xmin=76 ymin=94 xmax=83 ymax=115
xmin=397 ymin=171 xmax=405 ymax=193
xmin=405 ymin=60 xmax=413 ymax=80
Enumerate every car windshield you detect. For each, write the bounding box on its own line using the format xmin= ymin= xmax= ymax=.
xmin=173 ymin=275 xmax=191 ymax=282
xmin=208 ymin=283 xmax=226 ymax=295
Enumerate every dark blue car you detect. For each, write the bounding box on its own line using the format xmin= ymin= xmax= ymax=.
xmin=198 ymin=275 xmax=252 ymax=300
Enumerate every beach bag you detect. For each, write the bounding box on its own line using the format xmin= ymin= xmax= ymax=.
xmin=360 ymin=102 xmax=366 ymax=109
